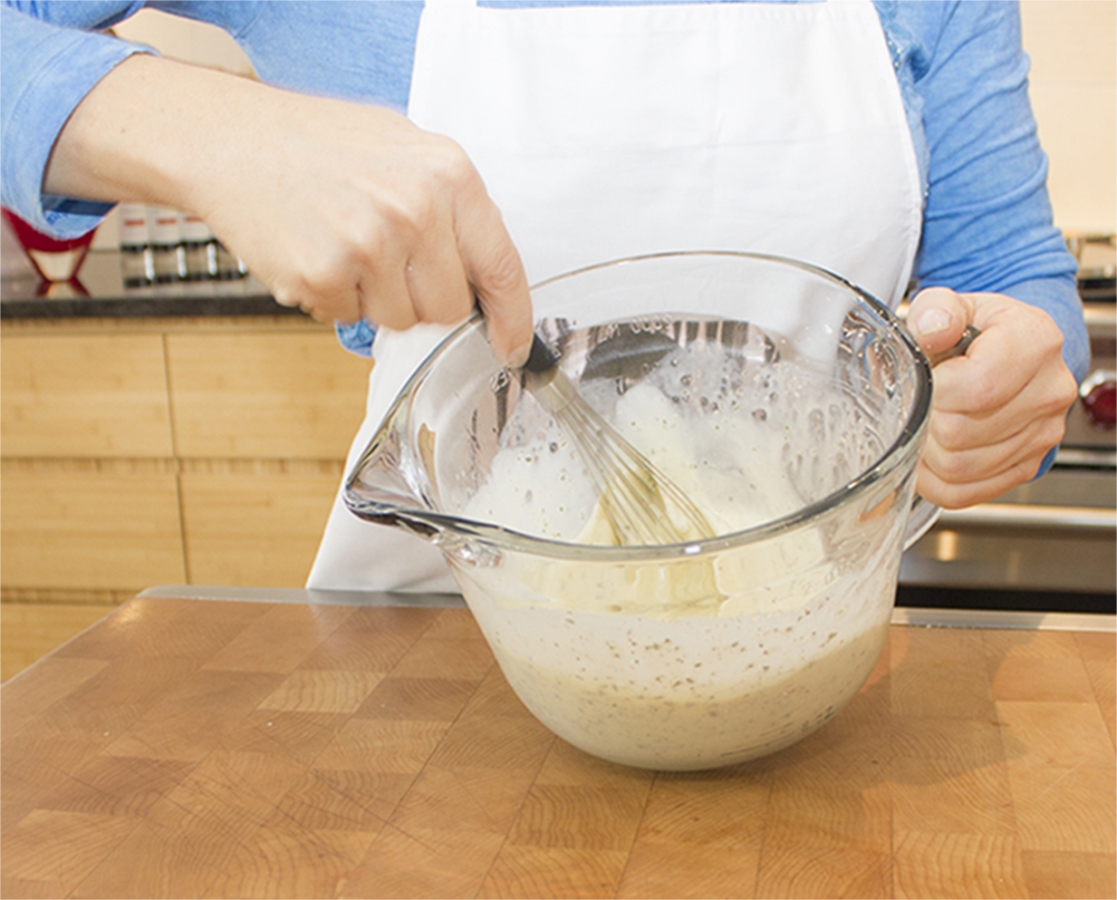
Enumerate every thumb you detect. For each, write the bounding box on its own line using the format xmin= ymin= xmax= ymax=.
xmin=907 ymin=286 xmax=973 ymax=361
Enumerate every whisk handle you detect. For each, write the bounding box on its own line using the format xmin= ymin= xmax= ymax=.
xmin=523 ymin=334 xmax=559 ymax=374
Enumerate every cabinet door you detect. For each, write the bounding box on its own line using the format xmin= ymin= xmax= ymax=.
xmin=0 ymin=460 xmax=186 ymax=591
xmin=166 ymin=332 xmax=372 ymax=459
xmin=179 ymin=462 xmax=342 ymax=587
xmin=1 ymin=334 xmax=174 ymax=458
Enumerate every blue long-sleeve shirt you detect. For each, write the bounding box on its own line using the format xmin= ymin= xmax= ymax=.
xmin=1 ymin=0 xmax=1088 ymax=384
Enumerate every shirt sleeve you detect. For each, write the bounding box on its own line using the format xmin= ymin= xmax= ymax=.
xmin=907 ymin=0 xmax=1089 ymax=384
xmin=1 ymin=1 xmax=153 ymax=238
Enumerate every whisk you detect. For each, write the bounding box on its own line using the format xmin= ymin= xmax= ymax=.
xmin=523 ymin=335 xmax=717 ymax=546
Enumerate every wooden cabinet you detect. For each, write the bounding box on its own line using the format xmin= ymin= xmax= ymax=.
xmin=1 ymin=316 xmax=373 ymax=602
xmin=1 ymin=333 xmax=174 ymax=457
xmin=166 ymin=331 xmax=369 ymax=459
xmin=178 ymin=460 xmax=347 ymax=587
xmin=1 ymin=459 xmax=185 ymax=592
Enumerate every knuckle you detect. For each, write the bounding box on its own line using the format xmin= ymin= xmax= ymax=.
xmin=335 ymin=199 xmax=394 ymax=258
xmin=962 ymin=369 xmax=1001 ymax=411
xmin=936 ymin=489 xmax=971 ymax=511
xmin=1042 ymin=327 xmax=1065 ymax=358
xmin=930 ymin=412 xmax=970 ymax=453
xmin=379 ymin=189 xmax=439 ymax=241
xmin=270 ymin=257 xmax=353 ymax=319
xmin=293 ymin=260 xmax=343 ymax=299
xmin=430 ymin=135 xmax=478 ymax=186
xmin=1056 ymin=369 xmax=1079 ymax=409
xmin=1015 ymin=454 xmax=1046 ymax=486
xmin=270 ymin=284 xmax=300 ymax=308
xmin=1023 ymin=306 xmax=1067 ymax=363
xmin=1037 ymin=415 xmax=1067 ymax=451
xmin=922 ymin=471 xmax=974 ymax=510
xmin=411 ymin=132 xmax=477 ymax=197
xmin=270 ymin=270 xmax=314 ymax=309
xmin=1030 ymin=305 xmax=1064 ymax=341
xmin=1030 ymin=366 xmax=1078 ymax=421
xmin=922 ymin=439 xmax=968 ymax=485
xmin=933 ymin=454 xmax=971 ymax=485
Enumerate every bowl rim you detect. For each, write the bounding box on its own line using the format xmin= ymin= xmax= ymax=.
xmin=345 ymin=250 xmax=933 ymax=561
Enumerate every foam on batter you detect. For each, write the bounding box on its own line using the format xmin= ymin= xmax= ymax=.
xmin=463 ymin=380 xmax=804 ymax=546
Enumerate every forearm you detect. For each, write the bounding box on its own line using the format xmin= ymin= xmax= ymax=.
xmin=912 ymin=0 xmax=1084 ymax=377
xmin=43 ymin=53 xmax=533 ymax=362
xmin=45 ymin=55 xmax=271 ymax=215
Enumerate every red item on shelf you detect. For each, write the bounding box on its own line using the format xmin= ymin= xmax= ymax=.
xmin=2 ymin=208 xmax=97 ymax=284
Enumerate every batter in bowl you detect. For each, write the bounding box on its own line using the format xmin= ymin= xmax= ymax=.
xmin=454 ymin=373 xmax=901 ymax=768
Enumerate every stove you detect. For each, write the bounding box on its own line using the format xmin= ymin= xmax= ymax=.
xmin=898 ymin=233 xmax=1116 ymax=614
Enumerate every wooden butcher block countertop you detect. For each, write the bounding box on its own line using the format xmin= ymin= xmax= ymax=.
xmin=2 ymin=588 xmax=1114 ymax=899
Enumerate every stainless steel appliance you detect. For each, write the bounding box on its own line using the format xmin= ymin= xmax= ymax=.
xmin=899 ymin=234 xmax=1116 ymax=613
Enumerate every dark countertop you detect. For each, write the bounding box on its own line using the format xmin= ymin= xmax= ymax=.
xmin=5 ymin=250 xmax=1112 ymax=322
xmin=1 ymin=250 xmax=302 ymax=320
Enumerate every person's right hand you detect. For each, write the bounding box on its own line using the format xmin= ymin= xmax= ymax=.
xmin=193 ymin=89 xmax=534 ymax=364
xmin=45 ymin=56 xmax=534 ymax=365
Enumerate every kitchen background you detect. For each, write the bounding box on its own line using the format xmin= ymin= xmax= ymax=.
xmin=2 ymin=1 xmax=1114 ymax=680
xmin=82 ymin=0 xmax=1117 ymax=243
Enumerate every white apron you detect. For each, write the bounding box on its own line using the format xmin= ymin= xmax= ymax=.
xmin=307 ymin=0 xmax=923 ymax=593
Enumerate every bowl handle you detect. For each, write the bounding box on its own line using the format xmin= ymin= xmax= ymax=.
xmin=901 ymin=324 xmax=981 ymax=550
xmin=903 ymin=495 xmax=942 ymax=550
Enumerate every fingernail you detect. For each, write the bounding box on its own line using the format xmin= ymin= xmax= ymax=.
xmin=916 ymin=308 xmax=953 ymax=336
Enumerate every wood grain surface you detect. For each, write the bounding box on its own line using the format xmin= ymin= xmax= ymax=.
xmin=0 ymin=459 xmax=187 ymax=593
xmin=2 ymin=595 xmax=1113 ymax=899
xmin=0 ymin=333 xmax=174 ymax=459
xmin=165 ymin=331 xmax=371 ymax=460
xmin=0 ymin=603 xmax=119 ymax=682
xmin=178 ymin=462 xmax=344 ymax=588
xmin=1 ymin=318 xmax=371 ymax=599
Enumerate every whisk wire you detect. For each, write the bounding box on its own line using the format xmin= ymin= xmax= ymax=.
xmin=529 ymin=364 xmax=716 ymax=546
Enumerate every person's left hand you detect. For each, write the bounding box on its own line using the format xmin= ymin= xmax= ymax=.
xmin=906 ymin=286 xmax=1079 ymax=509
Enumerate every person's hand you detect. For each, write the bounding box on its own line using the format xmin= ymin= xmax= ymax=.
xmin=193 ymin=93 xmax=534 ymax=364
xmin=906 ymin=286 xmax=1079 ymax=508
xmin=44 ymin=56 xmax=534 ymax=365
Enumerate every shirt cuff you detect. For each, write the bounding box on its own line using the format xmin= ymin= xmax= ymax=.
xmin=1 ymin=11 xmax=153 ymax=238
xmin=335 ymin=319 xmax=376 ymax=358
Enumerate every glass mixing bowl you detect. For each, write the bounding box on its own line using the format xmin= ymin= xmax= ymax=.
xmin=345 ymin=252 xmax=933 ymax=770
